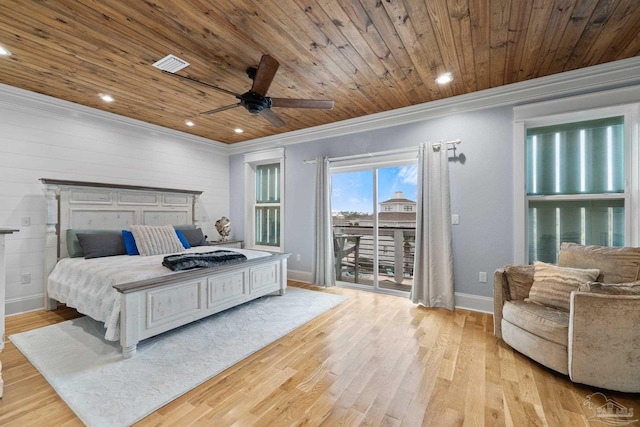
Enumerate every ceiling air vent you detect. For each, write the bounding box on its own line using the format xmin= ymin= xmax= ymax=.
xmin=152 ymin=54 xmax=189 ymax=73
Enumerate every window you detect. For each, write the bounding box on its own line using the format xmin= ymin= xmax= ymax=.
xmin=244 ymin=148 xmax=284 ymax=252
xmin=526 ymin=117 xmax=625 ymax=263
xmin=404 ymin=205 xmax=413 ymax=212
xmin=255 ymin=163 xmax=280 ymax=247
xmin=514 ymin=94 xmax=639 ymax=265
xmin=330 ymin=153 xmax=418 ymax=296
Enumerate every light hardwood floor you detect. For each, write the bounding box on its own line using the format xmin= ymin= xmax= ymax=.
xmin=1 ymin=282 xmax=638 ymax=426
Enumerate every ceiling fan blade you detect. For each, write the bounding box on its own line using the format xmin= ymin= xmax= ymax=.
xmin=250 ymin=55 xmax=280 ymax=96
xmin=270 ymin=98 xmax=334 ymax=110
xmin=201 ymin=103 xmax=242 ymax=115
xmin=259 ymin=108 xmax=286 ymax=128
xmin=163 ymin=71 xmax=240 ymax=97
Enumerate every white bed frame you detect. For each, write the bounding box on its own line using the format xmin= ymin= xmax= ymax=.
xmin=42 ymin=179 xmax=289 ymax=358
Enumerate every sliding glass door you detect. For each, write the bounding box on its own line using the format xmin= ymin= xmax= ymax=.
xmin=331 ymin=162 xmax=417 ymax=295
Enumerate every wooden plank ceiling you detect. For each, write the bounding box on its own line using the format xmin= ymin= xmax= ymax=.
xmin=0 ymin=1 xmax=638 ymax=144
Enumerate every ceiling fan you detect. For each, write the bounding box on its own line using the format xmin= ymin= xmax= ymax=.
xmin=164 ymin=54 xmax=334 ymax=128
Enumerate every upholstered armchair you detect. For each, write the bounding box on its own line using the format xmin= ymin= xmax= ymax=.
xmin=494 ymin=242 xmax=640 ymax=393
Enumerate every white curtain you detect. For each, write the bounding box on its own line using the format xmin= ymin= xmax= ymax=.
xmin=411 ymin=143 xmax=455 ymax=310
xmin=312 ymin=157 xmax=336 ymax=286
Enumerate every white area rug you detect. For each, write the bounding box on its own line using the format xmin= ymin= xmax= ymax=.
xmin=10 ymin=287 xmax=346 ymax=427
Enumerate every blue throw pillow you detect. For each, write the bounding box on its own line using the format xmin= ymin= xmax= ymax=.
xmin=175 ymin=229 xmax=191 ymax=249
xmin=121 ymin=230 xmax=139 ymax=255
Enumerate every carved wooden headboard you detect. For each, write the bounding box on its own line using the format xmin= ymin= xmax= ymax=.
xmin=41 ymin=179 xmax=203 ymax=276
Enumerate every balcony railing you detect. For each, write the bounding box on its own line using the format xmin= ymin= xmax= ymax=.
xmin=333 ymin=225 xmax=415 ymax=292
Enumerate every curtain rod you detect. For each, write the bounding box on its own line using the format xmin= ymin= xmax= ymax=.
xmin=302 ymin=139 xmax=462 ymax=164
xmin=433 ymin=139 xmax=462 ymax=149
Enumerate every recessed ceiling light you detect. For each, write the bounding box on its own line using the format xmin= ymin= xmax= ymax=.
xmin=234 ymin=128 xmax=244 ymax=134
xmin=185 ymin=120 xmax=194 ymax=127
xmin=99 ymin=93 xmax=114 ymax=102
xmin=435 ymin=72 xmax=453 ymax=84
xmin=0 ymin=45 xmax=11 ymax=56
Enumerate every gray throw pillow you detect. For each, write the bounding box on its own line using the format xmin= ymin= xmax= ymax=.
xmin=76 ymin=233 xmax=127 ymax=259
xmin=179 ymin=228 xmax=208 ymax=246
xmin=173 ymin=224 xmax=196 ymax=231
xmin=67 ymin=229 xmax=118 ymax=258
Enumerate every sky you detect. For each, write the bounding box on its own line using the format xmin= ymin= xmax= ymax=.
xmin=331 ymin=165 xmax=418 ymax=214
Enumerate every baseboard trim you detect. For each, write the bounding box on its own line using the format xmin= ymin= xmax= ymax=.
xmin=287 ymin=270 xmax=494 ymax=314
xmin=5 ymin=280 xmax=493 ymax=318
xmin=6 ymin=294 xmax=44 ymax=316
xmin=455 ymin=292 xmax=494 ymax=314
xmin=287 ymin=269 xmax=313 ymax=284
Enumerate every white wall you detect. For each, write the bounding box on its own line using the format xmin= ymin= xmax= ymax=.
xmin=0 ymin=84 xmax=230 ymax=315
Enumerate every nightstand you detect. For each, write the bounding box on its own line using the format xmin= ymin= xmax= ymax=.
xmin=208 ymin=239 xmax=243 ymax=249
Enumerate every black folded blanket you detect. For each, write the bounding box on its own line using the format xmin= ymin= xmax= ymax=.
xmin=162 ymin=250 xmax=248 ymax=271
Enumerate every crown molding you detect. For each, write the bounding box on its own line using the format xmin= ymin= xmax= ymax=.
xmin=229 ymin=57 xmax=640 ymax=155
xmin=513 ymin=85 xmax=640 ymax=121
xmin=3 ymin=57 xmax=640 ymax=157
xmin=0 ymin=82 xmax=229 ymax=155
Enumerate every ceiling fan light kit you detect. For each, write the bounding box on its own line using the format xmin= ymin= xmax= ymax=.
xmin=160 ymin=54 xmax=333 ymax=128
xmin=240 ymin=91 xmax=272 ymax=114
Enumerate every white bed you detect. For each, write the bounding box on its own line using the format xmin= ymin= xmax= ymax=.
xmin=42 ymin=179 xmax=289 ymax=358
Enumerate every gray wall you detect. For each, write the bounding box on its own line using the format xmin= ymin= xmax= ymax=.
xmin=229 ymin=105 xmax=514 ymax=298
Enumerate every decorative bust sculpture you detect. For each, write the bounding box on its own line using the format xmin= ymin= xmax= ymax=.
xmin=215 ymin=216 xmax=231 ymax=242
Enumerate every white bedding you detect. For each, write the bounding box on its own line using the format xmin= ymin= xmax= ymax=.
xmin=47 ymin=246 xmax=272 ymax=341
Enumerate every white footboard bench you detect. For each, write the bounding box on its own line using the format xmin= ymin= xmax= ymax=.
xmin=115 ymin=252 xmax=288 ymax=358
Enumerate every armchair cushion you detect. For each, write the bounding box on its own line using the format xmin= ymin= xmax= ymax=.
xmin=504 ymin=264 xmax=535 ymax=300
xmin=528 ymin=262 xmax=599 ymax=311
xmin=558 ymin=242 xmax=640 ymax=283
xmin=503 ymin=300 xmax=569 ymax=346
xmin=569 ymin=292 xmax=640 ymax=392
xmin=578 ymin=280 xmax=640 ymax=295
